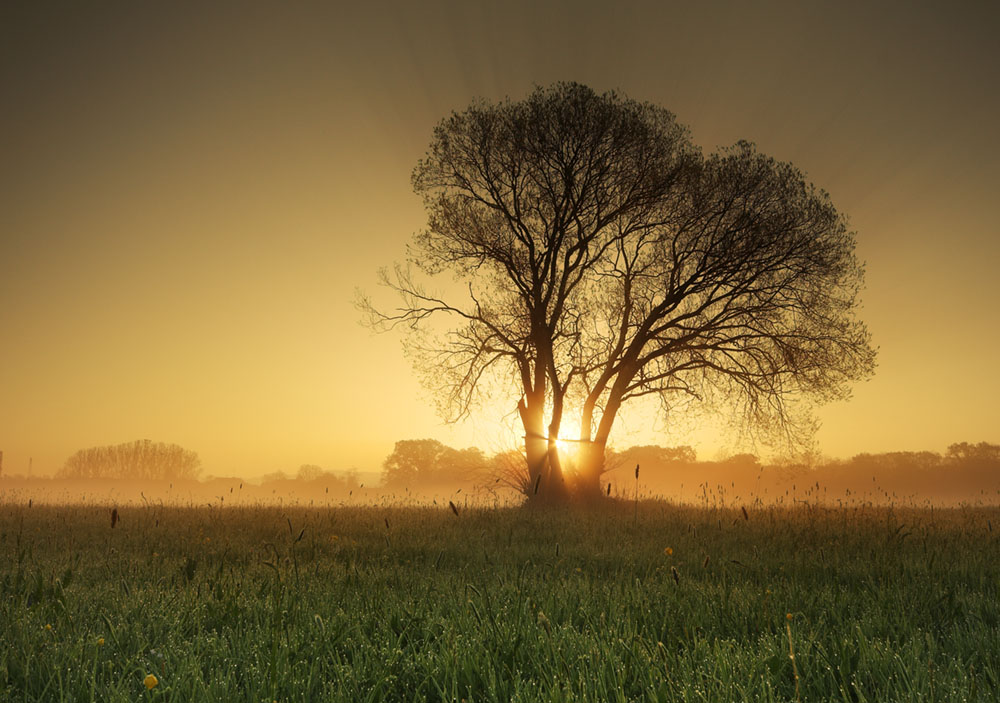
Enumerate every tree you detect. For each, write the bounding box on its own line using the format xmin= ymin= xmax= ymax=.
xmin=362 ymin=82 xmax=876 ymax=502
xmin=297 ymin=464 xmax=328 ymax=481
xmin=58 ymin=439 xmax=201 ymax=481
xmin=381 ymin=439 xmax=487 ymax=490
xmin=946 ymin=442 xmax=1000 ymax=463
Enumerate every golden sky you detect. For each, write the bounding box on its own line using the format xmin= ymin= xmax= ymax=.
xmin=2 ymin=1 xmax=998 ymax=478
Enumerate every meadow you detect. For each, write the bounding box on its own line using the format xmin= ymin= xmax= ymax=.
xmin=1 ymin=500 xmax=998 ymax=702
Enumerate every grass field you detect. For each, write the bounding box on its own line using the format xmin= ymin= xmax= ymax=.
xmin=2 ymin=500 xmax=999 ymax=702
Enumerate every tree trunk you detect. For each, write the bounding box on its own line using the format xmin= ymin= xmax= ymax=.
xmin=575 ymin=377 xmax=629 ymax=501
xmin=518 ymin=398 xmax=570 ymax=504
xmin=518 ymin=401 xmax=566 ymax=504
xmin=543 ymin=400 xmax=570 ymax=501
xmin=574 ymin=439 xmax=607 ymax=500
xmin=520 ymin=397 xmax=546 ymax=494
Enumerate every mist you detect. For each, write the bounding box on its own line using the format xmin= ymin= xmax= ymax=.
xmin=4 ymin=440 xmax=998 ymax=509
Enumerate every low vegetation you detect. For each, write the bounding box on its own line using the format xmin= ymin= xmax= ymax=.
xmin=2 ymin=500 xmax=998 ymax=701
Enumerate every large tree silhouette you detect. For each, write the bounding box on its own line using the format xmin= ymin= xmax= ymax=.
xmin=362 ymin=83 xmax=875 ymax=502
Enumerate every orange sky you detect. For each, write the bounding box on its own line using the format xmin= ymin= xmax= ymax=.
xmin=2 ymin=1 xmax=998 ymax=478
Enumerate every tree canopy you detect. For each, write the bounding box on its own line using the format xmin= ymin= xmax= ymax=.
xmin=58 ymin=439 xmax=202 ymax=481
xmin=363 ymin=82 xmax=876 ymax=502
xmin=381 ymin=439 xmax=487 ymax=490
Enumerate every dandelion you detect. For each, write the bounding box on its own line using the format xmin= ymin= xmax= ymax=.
xmin=664 ymin=547 xmax=673 ymax=556
xmin=97 ymin=637 xmax=105 ymax=646
xmin=786 ymin=612 xmax=793 ymax=620
xmin=143 ymin=673 xmax=158 ymax=690
xmin=44 ymin=623 xmax=52 ymax=631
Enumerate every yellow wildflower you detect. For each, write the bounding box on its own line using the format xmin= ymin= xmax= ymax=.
xmin=144 ymin=673 xmax=159 ymax=690
xmin=786 ymin=612 xmax=793 ymax=620
xmin=664 ymin=547 xmax=673 ymax=556
xmin=45 ymin=623 xmax=52 ymax=631
xmin=97 ymin=637 xmax=105 ymax=646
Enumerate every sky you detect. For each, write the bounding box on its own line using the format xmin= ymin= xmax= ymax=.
xmin=1 ymin=0 xmax=998 ymax=479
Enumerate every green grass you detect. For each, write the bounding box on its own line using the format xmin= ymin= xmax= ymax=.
xmin=1 ymin=501 xmax=998 ymax=702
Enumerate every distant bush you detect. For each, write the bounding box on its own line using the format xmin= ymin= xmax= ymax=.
xmin=58 ymin=439 xmax=201 ymax=481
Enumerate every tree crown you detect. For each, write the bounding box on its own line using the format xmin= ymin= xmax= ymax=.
xmin=363 ymin=83 xmax=875 ymax=462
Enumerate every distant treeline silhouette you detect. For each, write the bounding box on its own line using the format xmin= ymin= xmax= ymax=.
xmin=57 ymin=439 xmax=201 ymax=481
xmin=9 ymin=438 xmax=996 ymax=507
xmin=257 ymin=464 xmax=363 ymax=495
xmin=378 ymin=439 xmax=1000 ymax=505
xmin=603 ymin=441 xmax=1000 ymax=504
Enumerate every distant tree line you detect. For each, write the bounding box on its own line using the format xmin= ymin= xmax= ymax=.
xmin=380 ymin=438 xmax=1000 ymax=504
xmin=259 ymin=464 xmax=362 ymax=494
xmin=602 ymin=442 xmax=1000 ymax=503
xmin=47 ymin=436 xmax=1000 ymax=503
xmin=58 ymin=439 xmax=201 ymax=481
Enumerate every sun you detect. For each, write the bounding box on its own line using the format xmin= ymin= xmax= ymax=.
xmin=555 ymin=438 xmax=576 ymax=457
xmin=554 ymin=416 xmax=584 ymax=469
xmin=554 ymin=438 xmax=579 ymax=473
